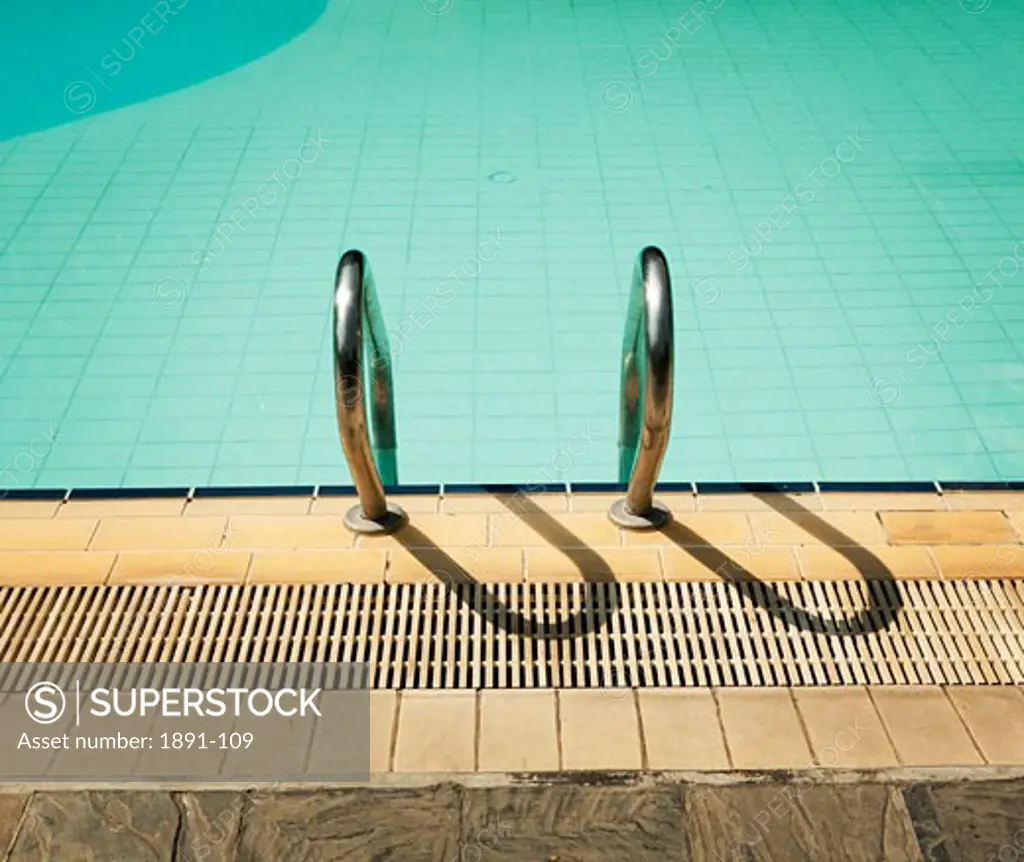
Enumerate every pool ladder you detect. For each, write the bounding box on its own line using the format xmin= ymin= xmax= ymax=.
xmin=332 ymin=246 xmax=674 ymax=533
xmin=332 ymin=250 xmax=405 ymax=533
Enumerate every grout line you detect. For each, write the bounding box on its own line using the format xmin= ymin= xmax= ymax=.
xmin=473 ymin=689 xmax=481 ymax=773
xmin=788 ymin=687 xmax=818 ymax=766
xmin=633 ymin=688 xmax=649 ymax=771
xmin=2 ymin=794 xmax=34 ymax=859
xmin=554 ymin=689 xmax=564 ymax=771
xmin=389 ymin=690 xmax=402 ymax=773
xmin=711 ymin=688 xmax=734 ymax=770
xmin=941 ymin=685 xmax=988 ymax=765
xmin=84 ymin=519 xmax=102 ymax=551
xmin=865 ymin=687 xmax=905 ymax=767
xmin=103 ymin=552 xmax=118 ymax=586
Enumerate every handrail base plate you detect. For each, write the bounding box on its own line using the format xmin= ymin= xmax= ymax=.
xmin=344 ymin=501 xmax=407 ymax=534
xmin=608 ymin=498 xmax=671 ymax=530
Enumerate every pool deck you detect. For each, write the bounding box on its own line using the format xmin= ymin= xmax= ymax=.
xmin=0 ymin=487 xmax=1022 ymax=859
xmin=1 ymin=486 xmax=1023 ymax=587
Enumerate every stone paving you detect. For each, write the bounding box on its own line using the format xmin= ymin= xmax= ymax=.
xmin=0 ymin=777 xmax=1022 ymax=861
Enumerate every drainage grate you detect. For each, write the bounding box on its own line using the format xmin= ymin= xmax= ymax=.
xmin=1 ymin=581 xmax=1022 ymax=687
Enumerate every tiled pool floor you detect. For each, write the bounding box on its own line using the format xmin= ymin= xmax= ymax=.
xmin=1 ymin=0 xmax=1023 ymax=489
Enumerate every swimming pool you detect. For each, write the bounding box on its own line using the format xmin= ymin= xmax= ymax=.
xmin=2 ymin=0 xmax=1023 ymax=491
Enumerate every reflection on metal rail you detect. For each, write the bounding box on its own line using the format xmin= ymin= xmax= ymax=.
xmin=610 ymin=246 xmax=675 ymax=529
xmin=333 ymin=250 xmax=406 ymax=533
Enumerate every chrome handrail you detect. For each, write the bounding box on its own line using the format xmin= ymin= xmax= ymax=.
xmin=610 ymin=246 xmax=674 ymax=529
xmin=333 ymin=250 xmax=405 ymax=533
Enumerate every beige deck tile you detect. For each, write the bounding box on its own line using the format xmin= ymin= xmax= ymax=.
xmin=224 ymin=515 xmax=354 ymax=550
xmin=571 ymin=492 xmax=697 ymax=513
xmin=526 ymin=547 xmax=661 ymax=582
xmin=559 ymin=689 xmax=643 ymax=770
xmin=944 ymin=492 xmax=1024 ymax=511
xmin=490 ymin=512 xmax=622 ymax=548
xmin=369 ymin=690 xmax=398 ymax=773
xmin=622 ymin=513 xmax=753 ymax=547
xmin=185 ymin=496 xmax=312 ymax=516
xmin=388 ymin=548 xmax=522 ymax=584
xmin=945 ymin=686 xmax=1024 ymax=765
xmin=90 ymin=517 xmax=226 ymax=551
xmin=869 ymin=687 xmax=983 ymax=766
xmin=312 ymin=494 xmax=439 ymax=515
xmin=716 ymin=689 xmax=813 ymax=770
xmin=637 ymin=689 xmax=729 ymax=770
xmin=355 ymin=513 xmax=488 ymax=549
xmin=0 ymin=500 xmax=61 ymax=519
xmin=249 ymin=550 xmax=386 ymax=584
xmin=792 ymin=687 xmax=898 ymax=768
xmin=655 ymin=492 xmax=700 ymax=514
xmin=59 ymin=498 xmax=187 ymax=518
xmin=1009 ymin=510 xmax=1024 ymax=539
xmin=442 ymin=493 xmax=568 ymax=514
xmin=0 ymin=518 xmax=97 ymax=551
xmin=797 ymin=546 xmax=937 ymax=580
xmin=880 ymin=511 xmax=1016 ymax=545
xmin=393 ymin=691 xmax=476 ymax=773
xmin=930 ymin=545 xmax=1024 ymax=579
xmin=695 ymin=492 xmax=823 ymax=512
xmin=662 ymin=546 xmax=801 ymax=581
xmin=819 ymin=492 xmax=946 ymax=511
xmin=109 ymin=551 xmax=251 ymax=585
xmin=478 ymin=690 xmax=559 ymax=772
xmin=0 ymin=551 xmax=116 ymax=585
xmin=747 ymin=511 xmax=889 ymax=546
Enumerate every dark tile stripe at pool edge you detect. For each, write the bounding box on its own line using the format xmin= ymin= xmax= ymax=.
xmin=68 ymin=487 xmax=190 ymax=500
xmin=443 ymin=483 xmax=568 ymax=495
xmin=192 ymin=485 xmax=316 ymax=498
xmin=9 ymin=480 xmax=1024 ymax=502
xmin=0 ymin=488 xmax=69 ymax=501
xmin=694 ymin=481 xmax=813 ymax=494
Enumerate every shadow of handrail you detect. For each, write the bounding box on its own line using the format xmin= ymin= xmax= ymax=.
xmin=389 ymin=492 xmax=904 ymax=638
xmin=392 ymin=497 xmax=621 ymax=639
xmin=659 ymin=492 xmax=904 ymax=635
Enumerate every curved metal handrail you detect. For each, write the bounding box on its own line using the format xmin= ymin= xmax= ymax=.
xmin=610 ymin=246 xmax=674 ymax=528
xmin=333 ymin=250 xmax=404 ymax=533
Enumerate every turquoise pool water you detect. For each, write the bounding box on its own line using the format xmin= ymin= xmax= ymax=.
xmin=1 ymin=0 xmax=1023 ymax=490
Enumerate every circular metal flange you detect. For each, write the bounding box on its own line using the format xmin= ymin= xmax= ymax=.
xmin=608 ymin=498 xmax=671 ymax=530
xmin=344 ymin=502 xmax=407 ymax=534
